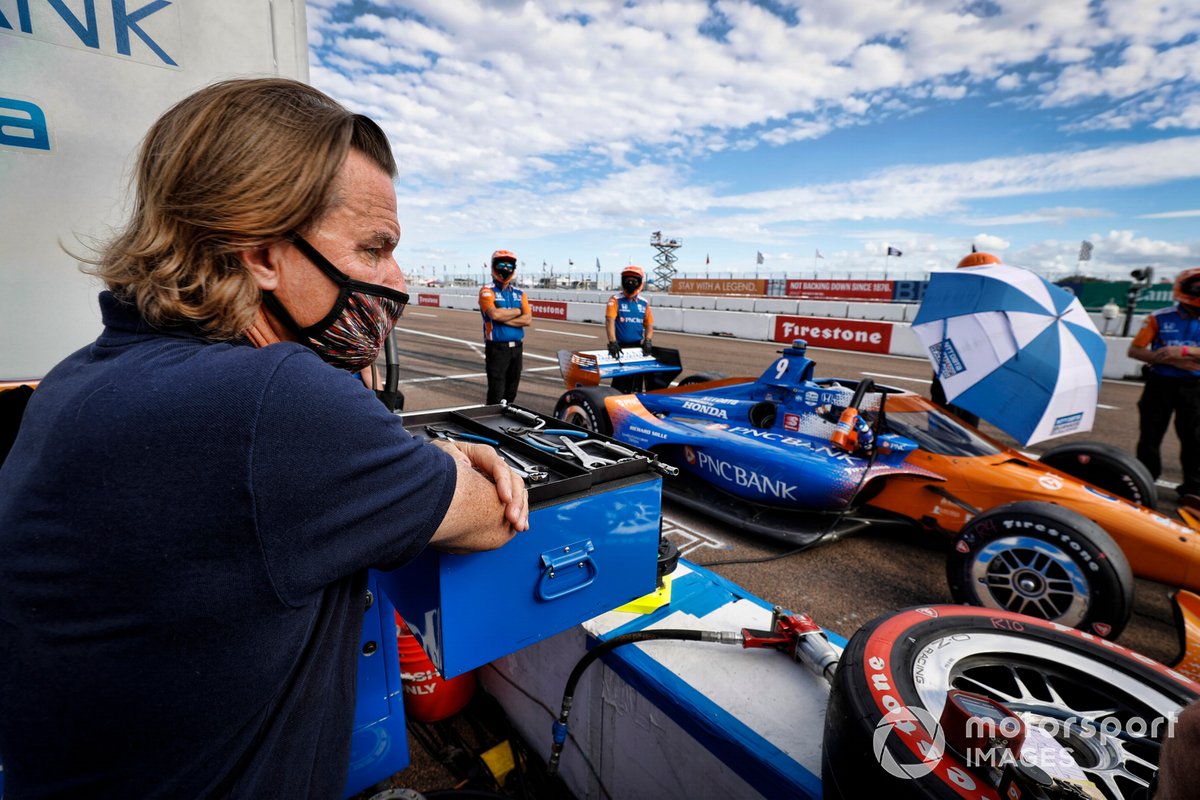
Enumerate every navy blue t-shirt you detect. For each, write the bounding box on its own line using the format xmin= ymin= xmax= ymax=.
xmin=0 ymin=293 xmax=457 ymax=798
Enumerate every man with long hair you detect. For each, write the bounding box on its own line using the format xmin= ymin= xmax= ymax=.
xmin=0 ymin=78 xmax=527 ymax=797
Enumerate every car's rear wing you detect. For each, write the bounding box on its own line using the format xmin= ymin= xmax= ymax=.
xmin=558 ymin=348 xmax=682 ymax=388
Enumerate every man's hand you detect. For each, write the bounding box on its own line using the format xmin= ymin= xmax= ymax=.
xmin=1150 ymin=345 xmax=1200 ymax=371
xmin=641 ymin=338 xmax=653 ymax=356
xmin=607 ymin=341 xmax=621 ymax=358
xmin=432 ymin=440 xmax=529 ymax=532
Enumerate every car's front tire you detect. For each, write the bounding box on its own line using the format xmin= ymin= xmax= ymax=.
xmin=553 ymin=385 xmax=618 ymax=435
xmin=945 ymin=501 xmax=1134 ymax=639
xmin=1039 ymin=441 xmax=1158 ymax=509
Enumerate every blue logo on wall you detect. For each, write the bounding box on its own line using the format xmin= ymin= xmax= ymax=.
xmin=0 ymin=0 xmax=178 ymax=66
xmin=0 ymin=97 xmax=50 ymax=151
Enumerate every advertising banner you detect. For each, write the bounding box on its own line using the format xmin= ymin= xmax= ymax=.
xmin=417 ymin=294 xmax=441 ymax=307
xmin=530 ymin=299 xmax=568 ymax=320
xmin=785 ymin=280 xmax=894 ymax=301
xmin=891 ymin=280 xmax=928 ymax=303
xmin=774 ymin=316 xmax=893 ymax=354
xmin=671 ymin=278 xmax=768 ymax=296
xmin=1056 ymin=281 xmax=1174 ymax=312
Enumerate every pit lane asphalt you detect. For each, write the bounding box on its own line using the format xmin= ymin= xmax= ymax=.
xmin=389 ymin=305 xmax=1182 ymax=665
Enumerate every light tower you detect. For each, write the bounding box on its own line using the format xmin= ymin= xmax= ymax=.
xmin=649 ymin=231 xmax=681 ymax=290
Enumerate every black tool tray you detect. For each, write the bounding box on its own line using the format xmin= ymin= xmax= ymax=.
xmin=402 ymin=404 xmax=658 ymax=503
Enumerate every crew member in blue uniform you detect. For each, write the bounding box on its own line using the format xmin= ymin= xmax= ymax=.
xmin=606 ymin=265 xmax=653 ymax=355
xmin=605 ymin=265 xmax=654 ymax=391
xmin=478 ymin=249 xmax=531 ymax=404
xmin=1129 ymin=267 xmax=1200 ymax=500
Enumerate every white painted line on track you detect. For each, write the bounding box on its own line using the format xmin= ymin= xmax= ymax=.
xmin=394 ymin=326 xmax=558 ymax=362
xmin=862 ymin=371 xmax=930 ymax=385
xmin=661 ymin=516 xmax=729 ymax=557
xmin=399 ymin=365 xmax=559 ymax=385
xmin=535 ymin=327 xmax=597 ymax=339
xmin=409 ymin=312 xmax=439 ymax=318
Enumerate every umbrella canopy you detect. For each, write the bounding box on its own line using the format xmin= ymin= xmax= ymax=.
xmin=911 ymin=263 xmax=1106 ymax=446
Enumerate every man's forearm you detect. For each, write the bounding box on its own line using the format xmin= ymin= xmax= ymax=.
xmin=488 ymin=307 xmax=524 ymax=322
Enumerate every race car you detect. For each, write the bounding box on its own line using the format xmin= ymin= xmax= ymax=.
xmin=553 ymin=340 xmax=1200 ymax=650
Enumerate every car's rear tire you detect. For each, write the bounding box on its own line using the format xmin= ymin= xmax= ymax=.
xmin=946 ymin=501 xmax=1134 ymax=639
xmin=553 ymin=386 xmax=618 ymax=435
xmin=1039 ymin=441 xmax=1158 ymax=509
xmin=822 ymin=605 xmax=1198 ymax=799
xmin=677 ymin=372 xmax=727 ymax=386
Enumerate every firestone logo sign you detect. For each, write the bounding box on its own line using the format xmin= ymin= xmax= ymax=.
xmin=774 ymin=316 xmax=892 ymax=354
xmin=530 ymin=300 xmax=567 ymax=320
xmin=417 ymin=294 xmax=440 ymax=307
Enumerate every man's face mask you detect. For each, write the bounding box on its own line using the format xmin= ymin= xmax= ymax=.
xmin=622 ymin=276 xmax=642 ymax=295
xmin=493 ymin=261 xmax=516 ymax=282
xmin=263 ymin=231 xmax=408 ymax=372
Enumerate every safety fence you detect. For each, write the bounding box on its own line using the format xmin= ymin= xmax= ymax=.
xmin=416 ymin=287 xmax=1144 ymax=380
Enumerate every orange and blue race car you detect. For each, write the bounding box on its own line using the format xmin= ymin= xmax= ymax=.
xmin=553 ymin=339 xmax=1200 ymax=666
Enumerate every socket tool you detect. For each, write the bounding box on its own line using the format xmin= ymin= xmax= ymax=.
xmin=497 ymin=447 xmax=549 ymax=483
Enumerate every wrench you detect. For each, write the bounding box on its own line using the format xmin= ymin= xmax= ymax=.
xmin=497 ymin=447 xmax=549 ymax=482
xmin=559 ymin=436 xmax=615 ymax=469
xmin=581 ymin=438 xmax=681 ymax=476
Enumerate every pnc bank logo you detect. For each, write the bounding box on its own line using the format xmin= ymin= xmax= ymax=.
xmin=1 ymin=0 xmax=181 ymax=67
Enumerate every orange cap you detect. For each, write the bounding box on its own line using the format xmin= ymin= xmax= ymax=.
xmin=621 ymin=265 xmax=645 ymax=280
xmin=1175 ymin=268 xmax=1200 ymax=306
xmin=957 ymin=251 xmax=1001 ymax=268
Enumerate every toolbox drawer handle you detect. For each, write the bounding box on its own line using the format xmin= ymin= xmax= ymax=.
xmin=537 ymin=540 xmax=598 ymax=602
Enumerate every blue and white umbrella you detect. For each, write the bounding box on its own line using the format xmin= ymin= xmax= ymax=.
xmin=911 ymin=263 xmax=1106 ymax=446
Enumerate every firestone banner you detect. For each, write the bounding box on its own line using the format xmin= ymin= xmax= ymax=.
xmin=785 ymin=280 xmax=894 ymax=301
xmin=530 ymin=299 xmax=568 ymax=320
xmin=417 ymin=294 xmax=440 ymax=307
xmin=671 ymin=278 xmax=768 ymax=296
xmin=774 ymin=316 xmax=893 ymax=354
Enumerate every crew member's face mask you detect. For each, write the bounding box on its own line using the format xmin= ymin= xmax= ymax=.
xmin=264 ymin=231 xmax=408 ymax=371
xmin=494 ymin=262 xmax=516 ymax=282
xmin=622 ymin=276 xmax=642 ymax=295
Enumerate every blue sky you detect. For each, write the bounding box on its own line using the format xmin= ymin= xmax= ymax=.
xmin=306 ymin=1 xmax=1200 ymax=282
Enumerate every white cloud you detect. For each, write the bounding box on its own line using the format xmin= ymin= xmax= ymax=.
xmin=310 ymin=1 xmax=1200 ymax=189
xmin=1139 ymin=209 xmax=1200 ymax=219
xmin=974 ymin=234 xmax=1011 ymax=252
xmin=967 ymin=207 xmax=1113 ymax=225
xmin=304 ymin=2 xmax=1200 ymax=274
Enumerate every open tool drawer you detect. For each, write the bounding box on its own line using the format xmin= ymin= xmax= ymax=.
xmin=378 ymin=404 xmax=664 ymax=678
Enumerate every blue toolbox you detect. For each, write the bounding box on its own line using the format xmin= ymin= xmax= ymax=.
xmin=344 ymin=572 xmax=410 ymax=797
xmin=378 ymin=404 xmax=666 ymax=679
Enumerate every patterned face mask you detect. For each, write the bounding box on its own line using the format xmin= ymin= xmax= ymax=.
xmin=263 ymin=231 xmax=408 ymax=371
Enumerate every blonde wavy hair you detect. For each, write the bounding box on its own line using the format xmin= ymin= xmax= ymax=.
xmin=88 ymin=78 xmax=397 ymax=339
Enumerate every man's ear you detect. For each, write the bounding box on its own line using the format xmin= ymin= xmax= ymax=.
xmin=240 ymin=245 xmax=281 ymax=291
